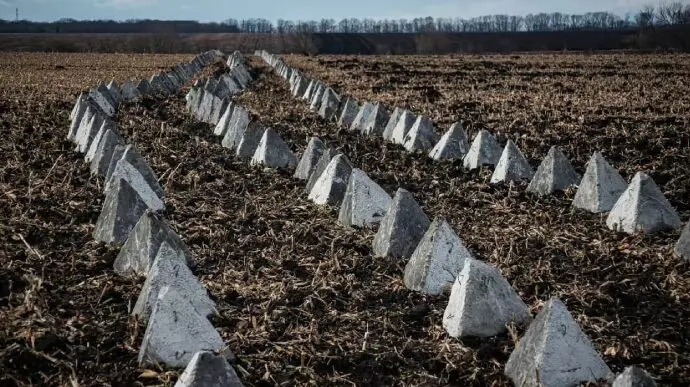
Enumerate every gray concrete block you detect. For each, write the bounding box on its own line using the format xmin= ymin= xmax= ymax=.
xmin=572 ymin=152 xmax=627 ymax=213
xmin=175 ymin=351 xmax=244 ymax=387
xmin=606 ymin=172 xmax=681 ymax=234
xmin=428 ymin=122 xmax=470 ymax=161
xmin=305 ymin=148 xmax=339 ymax=195
xmin=463 ymin=130 xmax=502 ymax=170
xmin=236 ymin=121 xmax=266 ymax=160
xmin=505 ymin=298 xmax=613 ymax=387
xmin=93 ymin=178 xmax=153 ymax=244
xmin=612 ymin=366 xmax=657 ymax=387
xmin=307 ymin=154 xmax=353 ymax=207
xmin=221 ymin=105 xmax=249 ymax=150
xmin=526 ymin=146 xmax=580 ymax=196
xmin=250 ymin=128 xmax=298 ymax=170
xmin=403 ymin=218 xmax=473 ymax=295
xmin=90 ymin=127 xmax=124 ymax=177
xmin=390 ymin=110 xmax=417 ymax=145
xmin=490 ymin=140 xmax=534 ymax=184
xmin=443 ymin=258 xmax=531 ymax=338
xmin=372 ymin=188 xmax=430 ymax=259
xmin=294 ymin=137 xmax=325 ymax=180
xmin=338 ymin=168 xmax=392 ymax=228
xmin=402 ymin=115 xmax=439 ymax=152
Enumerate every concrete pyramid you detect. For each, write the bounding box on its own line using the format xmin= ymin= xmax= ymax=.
xmin=606 ymin=172 xmax=681 ymax=234
xmin=505 ymin=298 xmax=612 ymax=387
xmin=107 ymin=80 xmax=122 ymax=104
xmin=137 ymin=286 xmax=224 ymax=368
xmin=236 ymin=121 xmax=266 ymax=160
xmin=403 ymin=218 xmax=473 ymax=295
xmin=93 ymin=178 xmax=153 ymax=244
xmin=301 ymin=79 xmax=316 ymax=101
xmin=114 ymin=211 xmax=190 ymax=277
xmin=214 ymin=103 xmax=235 ymax=136
xmin=572 ymin=152 xmax=627 ymax=213
xmin=250 ymin=128 xmax=298 ymax=169
xmin=194 ymin=91 xmax=212 ymax=122
xmin=104 ymin=144 xmax=127 ymax=181
xmin=674 ymin=221 xmax=690 ymax=260
xmin=91 ymin=83 xmax=117 ymax=116
xmin=175 ymin=351 xmax=244 ymax=387
xmin=402 ymin=115 xmax=439 ymax=152
xmin=462 ymin=130 xmax=502 ymax=170
xmin=338 ymin=168 xmax=392 ymax=228
xmin=137 ymin=79 xmax=151 ymax=96
xmin=75 ymin=109 xmax=107 ymax=154
xmin=372 ymin=188 xmax=430 ymax=259
xmin=443 ymin=258 xmax=531 ymax=338
xmin=292 ymin=76 xmax=309 ymax=99
xmin=84 ymin=119 xmax=115 ymax=162
xmin=382 ymin=107 xmax=403 ymax=141
xmin=612 ymin=366 xmax=657 ymax=387
xmin=221 ymin=105 xmax=250 ymax=150
xmin=209 ymin=97 xmax=229 ymax=126
xmin=349 ymin=102 xmax=375 ymax=132
xmin=428 ymin=122 xmax=470 ymax=161
xmin=337 ymin=98 xmax=359 ymax=128
xmin=305 ymin=148 xmax=339 ymax=194
xmin=490 ymin=140 xmax=534 ymax=184
xmin=361 ymin=102 xmax=390 ymax=137
xmin=318 ymin=88 xmax=341 ymax=120
xmin=390 ymin=110 xmax=417 ymax=144
xmin=104 ymin=153 xmax=165 ymax=211
xmin=132 ymin=242 xmax=214 ymax=320
xmin=309 ymin=83 xmax=326 ymax=111
xmin=526 ymin=146 xmax=581 ymax=196
xmin=89 ymin=127 xmax=124 ymax=177
xmin=121 ymin=80 xmax=141 ymax=101
xmin=68 ymin=94 xmax=89 ymax=141
xmin=106 ymin=145 xmax=165 ymax=200
xmin=185 ymin=87 xmax=201 ymax=113
xmin=308 ymin=154 xmax=353 ymax=207
xmin=294 ymin=137 xmax=325 ymax=180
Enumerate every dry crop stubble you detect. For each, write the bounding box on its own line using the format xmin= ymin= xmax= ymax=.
xmin=1 ymin=51 xmax=689 ymax=386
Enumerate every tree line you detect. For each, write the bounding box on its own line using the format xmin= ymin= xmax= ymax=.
xmin=1 ymin=3 xmax=689 ymax=34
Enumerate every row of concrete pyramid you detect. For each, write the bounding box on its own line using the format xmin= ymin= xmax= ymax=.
xmin=282 ymin=130 xmax=657 ymax=387
xmin=66 ymin=50 xmax=245 ymax=386
xmin=257 ymin=51 xmax=660 ymax=386
xmin=260 ymin=51 xmax=690 ymax=260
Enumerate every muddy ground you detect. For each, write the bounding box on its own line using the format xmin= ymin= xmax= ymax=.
xmin=1 ymin=52 xmax=689 ymax=386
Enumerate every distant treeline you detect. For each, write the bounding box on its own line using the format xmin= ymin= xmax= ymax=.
xmin=1 ymin=3 xmax=689 ymax=34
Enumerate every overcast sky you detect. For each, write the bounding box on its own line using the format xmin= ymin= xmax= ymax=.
xmin=0 ymin=0 xmax=685 ymax=22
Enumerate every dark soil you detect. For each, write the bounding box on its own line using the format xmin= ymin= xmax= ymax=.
xmin=1 ymin=52 xmax=689 ymax=386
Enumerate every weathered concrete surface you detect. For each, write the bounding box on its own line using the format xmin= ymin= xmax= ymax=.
xmin=390 ymin=110 xmax=417 ymax=145
xmin=372 ymin=188 xmax=430 ymax=259
xmin=292 ymin=76 xmax=309 ymax=99
xmin=338 ymin=168 xmax=392 ymax=228
xmin=250 ymin=128 xmax=298 ymax=169
xmin=138 ymin=286 xmax=224 ymax=368
xmin=308 ymin=154 xmax=353 ymax=207
xmin=572 ymin=152 xmax=627 ymax=213
xmin=121 ymin=80 xmax=141 ymax=101
xmin=606 ymin=172 xmax=681 ymax=234
xmin=505 ymin=297 xmax=613 ymax=387
xmin=674 ymin=221 xmax=690 ymax=261
xmin=107 ymin=80 xmax=122 ymax=105
xmin=68 ymin=94 xmax=89 ymax=141
xmin=301 ymin=79 xmax=316 ymax=101
xmin=403 ymin=218 xmax=473 ymax=295
xmin=89 ymin=128 xmax=124 ymax=177
xmin=318 ymin=88 xmax=341 ymax=121
xmin=526 ymin=146 xmax=580 ymax=196
xmin=137 ymin=79 xmax=151 ymax=96
xmin=214 ymin=103 xmax=236 ymax=137
xmin=309 ymin=83 xmax=326 ymax=111
xmin=402 ymin=115 xmax=439 ymax=152
xmin=349 ymin=102 xmax=375 ymax=133
xmin=443 ymin=258 xmax=531 ymax=338
xmin=305 ymin=148 xmax=339 ymax=195
xmin=221 ymin=105 xmax=250 ymax=150
xmin=236 ymin=121 xmax=266 ymax=160
xmin=84 ymin=119 xmax=113 ymax=162
xmin=612 ymin=366 xmax=657 ymax=387
xmin=428 ymin=122 xmax=469 ymax=161
xmin=382 ymin=107 xmax=403 ymax=141
xmin=337 ymin=98 xmax=359 ymax=129
xmin=107 ymin=145 xmax=165 ymax=200
xmin=463 ymin=130 xmax=502 ymax=170
xmin=74 ymin=107 xmax=106 ymax=153
xmin=175 ymin=351 xmax=244 ymax=387
xmin=132 ymin=242 xmax=214 ymax=321
xmin=490 ymin=140 xmax=534 ymax=184
xmin=361 ymin=102 xmax=390 ymax=137
xmin=209 ymin=98 xmax=229 ymax=126
xmin=294 ymin=137 xmax=326 ymax=180
xmin=93 ymin=178 xmax=152 ymax=244
xmin=114 ymin=211 xmax=191 ymax=277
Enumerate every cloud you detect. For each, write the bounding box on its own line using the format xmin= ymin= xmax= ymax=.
xmin=95 ymin=0 xmax=160 ymax=8
xmin=0 ymin=0 xmax=12 ymax=7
